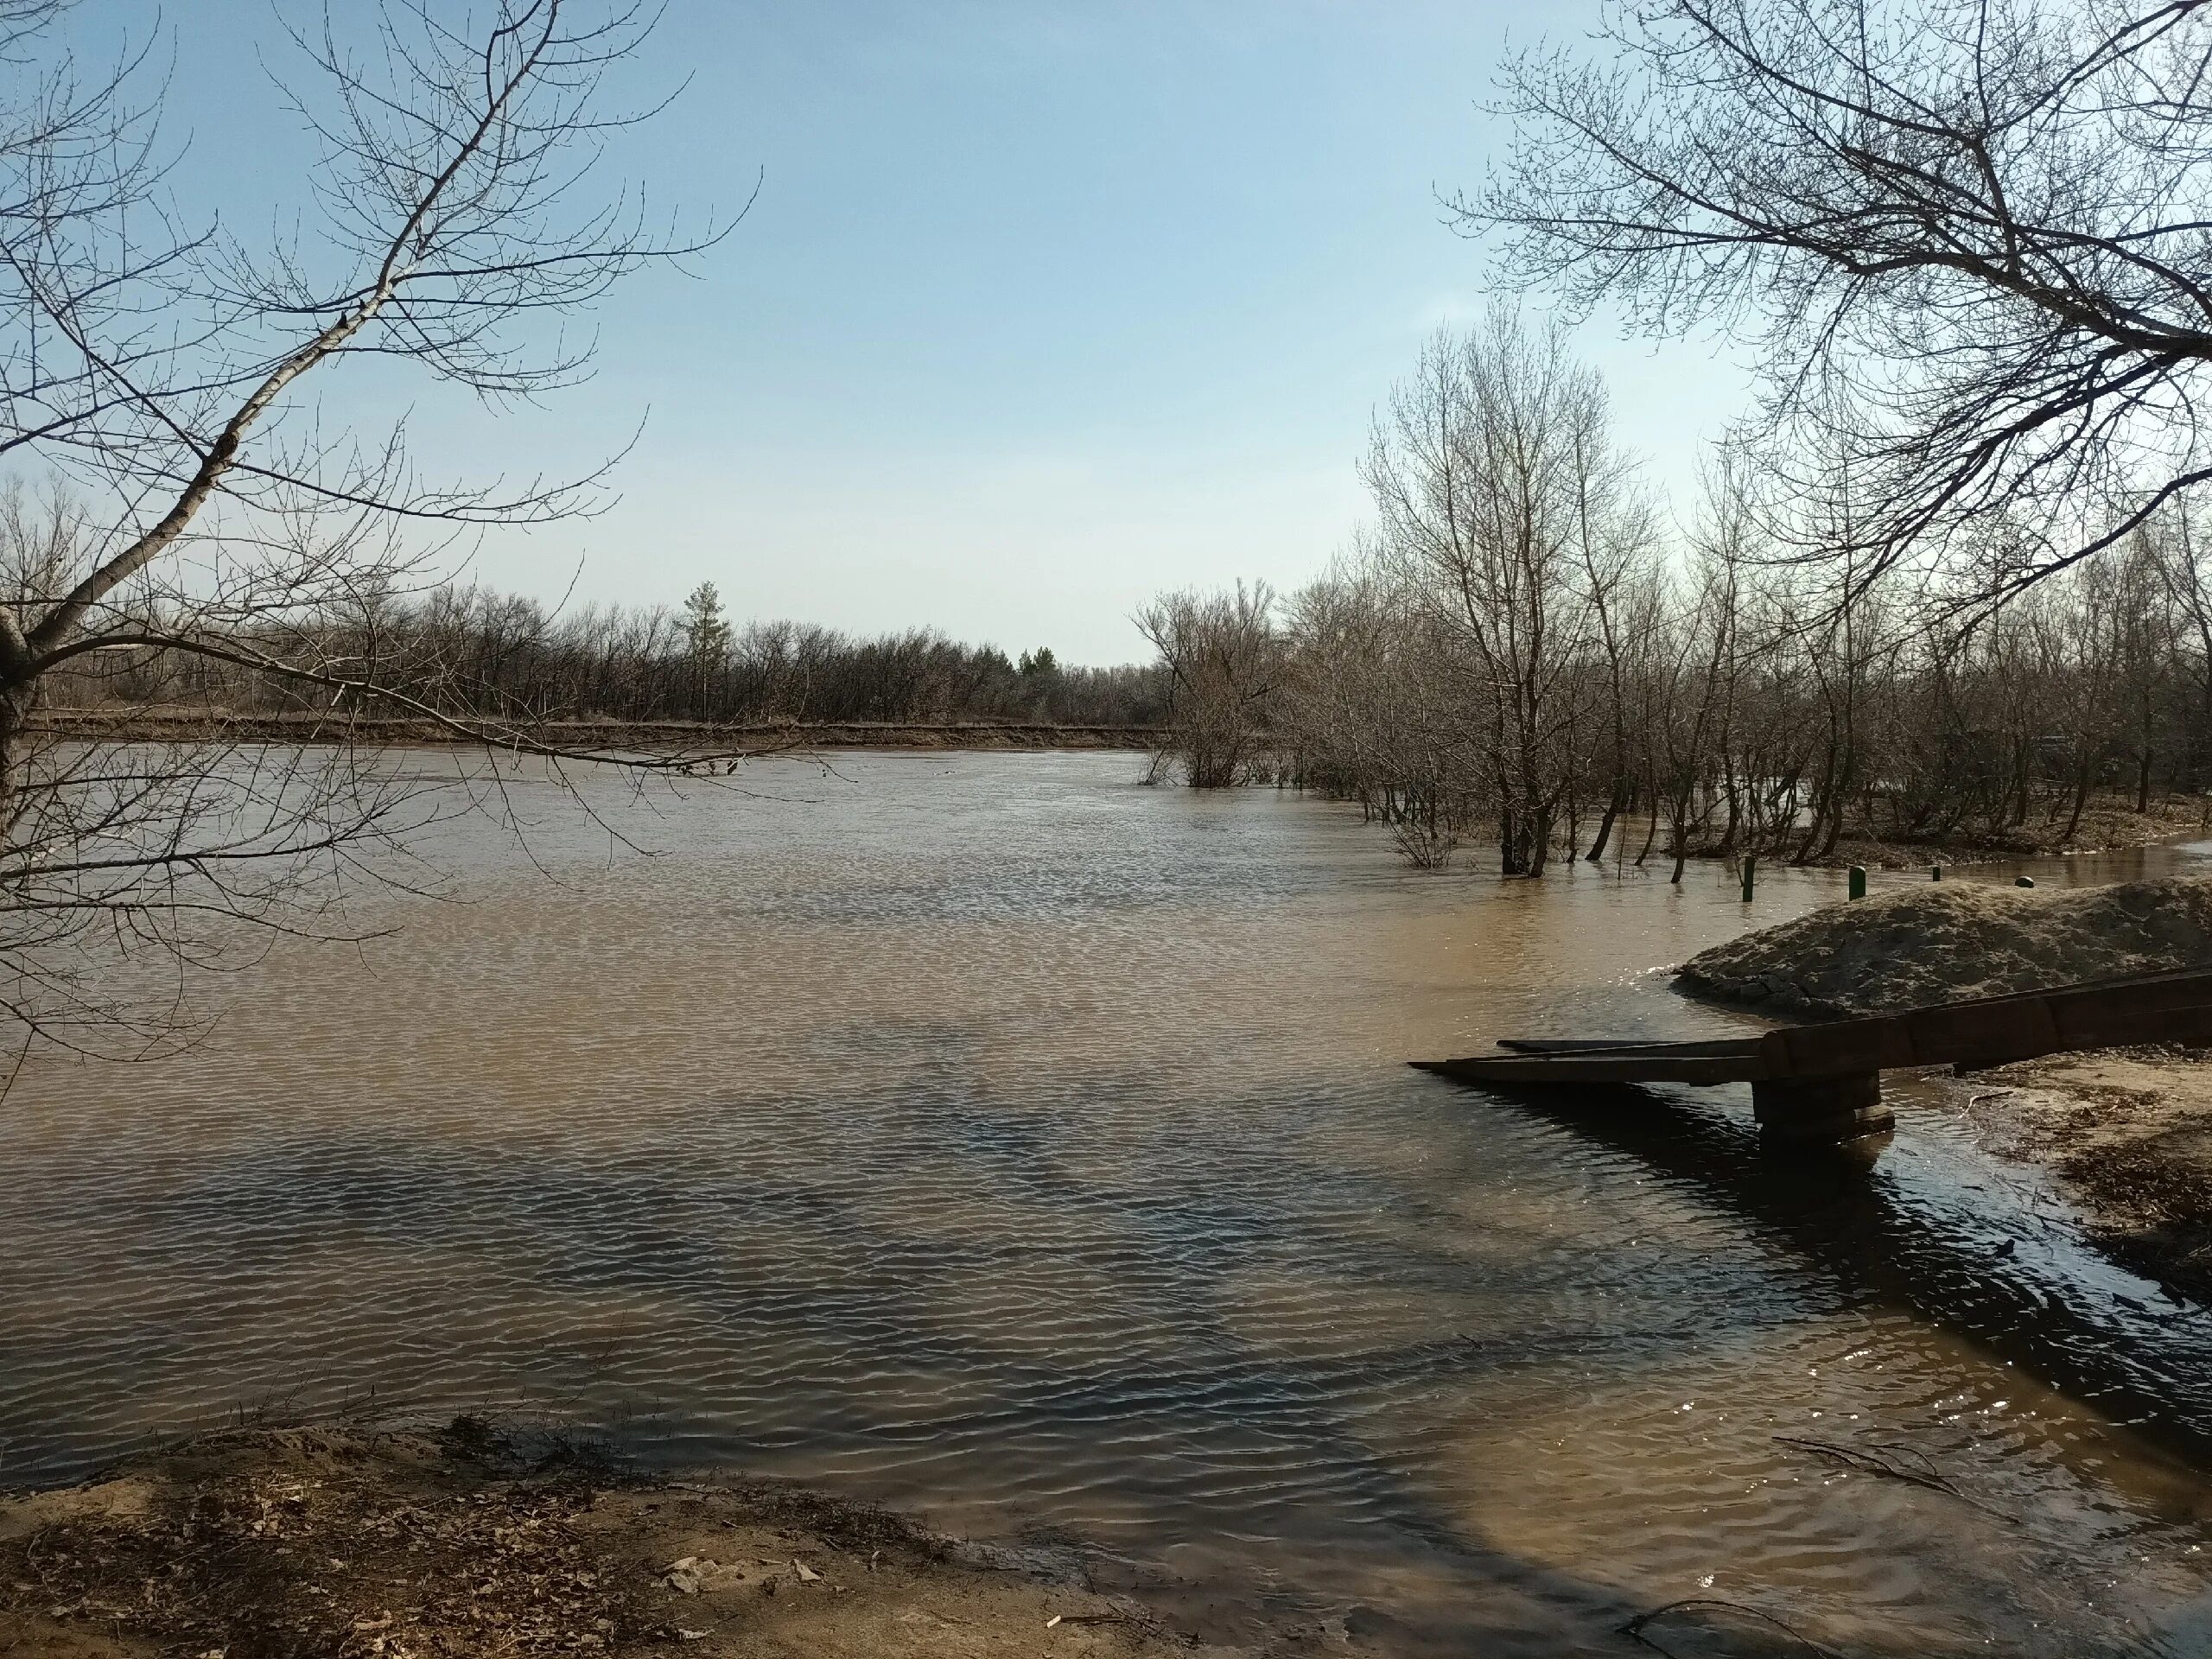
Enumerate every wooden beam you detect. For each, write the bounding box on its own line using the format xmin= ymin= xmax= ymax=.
xmin=1412 ymin=965 xmax=2212 ymax=1090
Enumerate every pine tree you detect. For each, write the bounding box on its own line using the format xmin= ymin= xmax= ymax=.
xmin=682 ymin=582 xmax=731 ymax=661
xmin=681 ymin=582 xmax=731 ymax=718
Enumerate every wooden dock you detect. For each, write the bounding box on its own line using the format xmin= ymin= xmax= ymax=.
xmin=1414 ymin=966 xmax=2212 ymax=1140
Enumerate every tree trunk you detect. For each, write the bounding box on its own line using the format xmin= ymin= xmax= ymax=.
xmin=1717 ymin=752 xmax=1742 ymax=854
xmin=1499 ymin=804 xmax=1524 ymax=875
xmin=1526 ymin=805 xmax=1552 ymax=877
xmin=1586 ymin=789 xmax=1624 ymax=862
xmin=2063 ymin=762 xmax=2093 ymax=842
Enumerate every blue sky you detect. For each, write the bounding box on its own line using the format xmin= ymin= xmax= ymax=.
xmin=78 ymin=2 xmax=1754 ymax=663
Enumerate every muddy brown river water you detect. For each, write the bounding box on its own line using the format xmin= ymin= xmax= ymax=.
xmin=5 ymin=751 xmax=2212 ymax=1655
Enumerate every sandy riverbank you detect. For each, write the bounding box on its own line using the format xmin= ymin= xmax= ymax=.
xmin=0 ymin=1421 xmax=1211 ymax=1659
xmin=1947 ymin=1046 xmax=2212 ymax=1300
xmin=1678 ymin=877 xmax=2212 ymax=1298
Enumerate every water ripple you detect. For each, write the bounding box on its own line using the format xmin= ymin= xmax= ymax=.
xmin=3 ymin=752 xmax=2209 ymax=1656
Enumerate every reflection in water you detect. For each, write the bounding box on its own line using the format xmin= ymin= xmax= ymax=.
xmin=3 ymin=752 xmax=2211 ymax=1656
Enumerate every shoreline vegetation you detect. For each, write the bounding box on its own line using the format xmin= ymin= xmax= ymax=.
xmin=1143 ymin=533 xmax=2212 ymax=880
xmin=0 ymin=1421 xmax=1205 ymax=1659
xmin=1677 ymin=878 xmax=2212 ymax=1299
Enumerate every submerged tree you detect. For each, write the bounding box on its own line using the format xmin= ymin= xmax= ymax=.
xmin=1362 ymin=309 xmax=1656 ymax=874
xmin=0 ymin=0 xmax=725 ymax=1054
xmin=1135 ymin=582 xmax=1280 ymax=787
xmin=1462 ymin=0 xmax=2212 ymax=601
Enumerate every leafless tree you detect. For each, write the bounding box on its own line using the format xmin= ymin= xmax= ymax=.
xmin=1362 ymin=309 xmax=1653 ymax=874
xmin=1462 ymin=0 xmax=2212 ymax=602
xmin=1135 ymin=581 xmax=1281 ymax=788
xmin=1281 ymin=550 xmax=1483 ymax=864
xmin=0 ymin=1 xmax=731 ymax=1055
xmin=1569 ymin=403 xmax=1664 ymax=861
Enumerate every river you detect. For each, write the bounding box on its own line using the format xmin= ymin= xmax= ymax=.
xmin=3 ymin=750 xmax=2209 ymax=1655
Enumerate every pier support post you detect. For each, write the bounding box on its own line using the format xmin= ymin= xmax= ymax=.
xmin=1751 ymin=1072 xmax=1892 ymax=1141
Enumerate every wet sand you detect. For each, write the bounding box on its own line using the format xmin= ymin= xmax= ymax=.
xmin=1944 ymin=1046 xmax=2212 ymax=1301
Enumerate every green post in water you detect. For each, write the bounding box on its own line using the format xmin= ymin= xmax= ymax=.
xmin=1741 ymin=855 xmax=1757 ymax=902
xmin=1848 ymin=865 xmax=1867 ymax=901
xmin=1932 ymin=864 xmax=1942 ymax=881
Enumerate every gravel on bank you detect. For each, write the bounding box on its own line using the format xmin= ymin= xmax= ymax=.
xmin=1675 ymin=876 xmax=2212 ymax=1020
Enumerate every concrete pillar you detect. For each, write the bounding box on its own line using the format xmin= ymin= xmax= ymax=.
xmin=1751 ymin=1072 xmax=1893 ymax=1141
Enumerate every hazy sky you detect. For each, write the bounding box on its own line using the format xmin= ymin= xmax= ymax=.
xmin=81 ymin=2 xmax=1756 ymax=663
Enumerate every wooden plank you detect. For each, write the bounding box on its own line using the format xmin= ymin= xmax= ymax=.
xmin=1765 ymin=969 xmax=2212 ymax=1076
xmin=1497 ymin=1038 xmax=1658 ymax=1053
xmin=2052 ymin=993 xmax=2212 ymax=1051
xmin=1899 ymin=996 xmax=2064 ymax=1070
xmin=1496 ymin=1037 xmax=1764 ymax=1058
xmin=1413 ymin=963 xmax=2212 ymax=1095
xmin=1762 ymin=1018 xmax=1914 ymax=1079
xmin=1413 ymin=1050 xmax=1767 ymax=1085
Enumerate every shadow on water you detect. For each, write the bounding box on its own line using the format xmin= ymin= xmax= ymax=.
xmin=1447 ymin=1074 xmax=2212 ymax=1468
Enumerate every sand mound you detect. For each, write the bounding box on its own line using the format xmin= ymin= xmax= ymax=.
xmin=1678 ymin=877 xmax=2212 ymax=1018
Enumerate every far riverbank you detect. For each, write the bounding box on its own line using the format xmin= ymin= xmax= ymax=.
xmin=31 ymin=707 xmax=1160 ymax=753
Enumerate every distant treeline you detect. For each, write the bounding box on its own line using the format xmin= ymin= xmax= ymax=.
xmin=58 ymin=582 xmax=1168 ymax=731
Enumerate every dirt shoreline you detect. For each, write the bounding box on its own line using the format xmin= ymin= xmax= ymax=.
xmin=29 ymin=709 xmax=1160 ymax=753
xmin=1642 ymin=795 xmax=2207 ymax=875
xmin=0 ymin=1421 xmax=1217 ymax=1658
xmin=1808 ymin=796 xmax=2209 ymax=870
xmin=1941 ymin=1045 xmax=2212 ymax=1300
